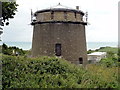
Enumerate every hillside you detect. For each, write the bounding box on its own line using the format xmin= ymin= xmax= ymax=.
xmin=87 ymin=46 xmax=118 ymax=54
xmin=97 ymin=47 xmax=118 ymax=54
xmin=2 ymin=55 xmax=118 ymax=88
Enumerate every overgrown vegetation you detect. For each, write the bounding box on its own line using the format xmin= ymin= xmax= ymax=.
xmin=97 ymin=47 xmax=118 ymax=54
xmin=87 ymin=46 xmax=119 ymax=67
xmin=2 ymin=55 xmax=118 ymax=88
xmin=118 ymin=48 xmax=120 ymax=62
xmin=87 ymin=46 xmax=118 ymax=54
xmin=2 ymin=43 xmax=25 ymax=56
xmin=99 ymin=57 xmax=118 ymax=67
xmin=1 ymin=44 xmax=119 ymax=88
xmin=97 ymin=47 xmax=119 ymax=67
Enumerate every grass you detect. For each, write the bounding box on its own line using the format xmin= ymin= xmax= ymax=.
xmin=87 ymin=47 xmax=118 ymax=54
xmin=97 ymin=47 xmax=118 ymax=54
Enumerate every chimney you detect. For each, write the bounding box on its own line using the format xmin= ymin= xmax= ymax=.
xmin=76 ymin=6 xmax=79 ymax=10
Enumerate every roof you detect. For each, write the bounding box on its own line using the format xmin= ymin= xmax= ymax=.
xmin=34 ymin=3 xmax=84 ymax=16
xmin=88 ymin=52 xmax=107 ymax=56
xmin=50 ymin=3 xmax=71 ymax=9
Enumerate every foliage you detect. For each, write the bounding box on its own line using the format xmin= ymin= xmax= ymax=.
xmin=87 ymin=47 xmax=119 ymax=67
xmin=23 ymin=50 xmax=31 ymax=57
xmin=97 ymin=47 xmax=118 ymax=54
xmin=97 ymin=49 xmax=119 ymax=67
xmin=118 ymin=48 xmax=120 ymax=62
xmin=106 ymin=51 xmax=115 ymax=58
xmin=1 ymin=2 xmax=18 ymax=26
xmin=2 ymin=55 xmax=119 ymax=89
xmin=100 ymin=57 xmax=119 ymax=67
xmin=87 ymin=49 xmax=94 ymax=54
xmin=85 ymin=64 xmax=118 ymax=88
xmin=2 ymin=43 xmax=25 ymax=56
xmin=87 ymin=47 xmax=118 ymax=54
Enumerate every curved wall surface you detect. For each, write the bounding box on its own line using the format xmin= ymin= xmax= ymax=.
xmin=32 ymin=8 xmax=87 ymax=65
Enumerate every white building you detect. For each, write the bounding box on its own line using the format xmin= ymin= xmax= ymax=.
xmin=88 ymin=52 xmax=107 ymax=63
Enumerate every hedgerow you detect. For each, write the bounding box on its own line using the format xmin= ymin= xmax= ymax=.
xmin=2 ymin=55 xmax=119 ymax=88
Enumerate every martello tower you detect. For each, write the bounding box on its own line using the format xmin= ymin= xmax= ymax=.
xmin=31 ymin=4 xmax=87 ymax=65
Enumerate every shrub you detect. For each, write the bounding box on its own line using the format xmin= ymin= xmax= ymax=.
xmin=2 ymin=43 xmax=25 ymax=56
xmin=2 ymin=55 xmax=119 ymax=88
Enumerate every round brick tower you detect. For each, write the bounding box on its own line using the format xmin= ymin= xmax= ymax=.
xmin=31 ymin=4 xmax=87 ymax=65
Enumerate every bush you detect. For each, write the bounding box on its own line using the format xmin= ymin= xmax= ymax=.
xmin=2 ymin=55 xmax=86 ymax=88
xmin=2 ymin=43 xmax=25 ymax=56
xmin=85 ymin=64 xmax=118 ymax=88
xmin=2 ymin=55 xmax=119 ymax=88
xmin=99 ymin=56 xmax=119 ymax=67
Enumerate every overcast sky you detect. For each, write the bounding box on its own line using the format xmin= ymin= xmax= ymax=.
xmin=1 ymin=0 xmax=119 ymax=42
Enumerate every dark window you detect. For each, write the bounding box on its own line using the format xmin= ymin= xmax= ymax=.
xmin=75 ymin=12 xmax=77 ymax=18
xmin=79 ymin=57 xmax=83 ymax=64
xmin=55 ymin=44 xmax=61 ymax=56
xmin=64 ymin=12 xmax=67 ymax=20
xmin=51 ymin=11 xmax=54 ymax=19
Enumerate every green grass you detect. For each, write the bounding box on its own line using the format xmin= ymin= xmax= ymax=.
xmin=97 ymin=47 xmax=118 ymax=54
xmin=2 ymin=55 xmax=119 ymax=88
xmin=87 ymin=47 xmax=118 ymax=54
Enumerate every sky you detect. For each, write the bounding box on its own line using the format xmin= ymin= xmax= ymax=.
xmin=1 ymin=0 xmax=119 ymax=42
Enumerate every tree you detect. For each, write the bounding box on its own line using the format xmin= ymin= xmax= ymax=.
xmin=106 ymin=51 xmax=114 ymax=58
xmin=1 ymin=2 xmax=18 ymax=26
xmin=118 ymin=48 xmax=120 ymax=62
xmin=2 ymin=43 xmax=25 ymax=55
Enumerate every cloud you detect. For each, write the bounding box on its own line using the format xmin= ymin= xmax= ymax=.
xmin=2 ymin=0 xmax=119 ymax=42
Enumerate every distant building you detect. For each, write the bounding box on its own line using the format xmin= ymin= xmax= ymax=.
xmin=88 ymin=52 xmax=107 ymax=63
xmin=31 ymin=3 xmax=88 ymax=65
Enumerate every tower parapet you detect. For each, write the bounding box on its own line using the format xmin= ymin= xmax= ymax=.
xmin=32 ymin=4 xmax=87 ymax=25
